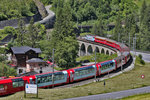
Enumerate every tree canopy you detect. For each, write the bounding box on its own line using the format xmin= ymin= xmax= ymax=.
xmin=0 ymin=0 xmax=37 ymax=21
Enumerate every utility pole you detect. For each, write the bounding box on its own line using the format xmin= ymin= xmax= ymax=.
xmin=52 ymin=48 xmax=55 ymax=88
xmin=121 ymin=40 xmax=123 ymax=71
xmin=95 ymin=48 xmax=97 ymax=81
xmin=135 ymin=34 xmax=136 ymax=57
xmin=118 ymin=33 xmax=120 ymax=42
xmin=133 ymin=38 xmax=135 ymax=58
xmin=129 ymin=32 xmax=130 ymax=48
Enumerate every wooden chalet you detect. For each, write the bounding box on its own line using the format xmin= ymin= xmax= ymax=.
xmin=10 ymin=46 xmax=45 ymax=74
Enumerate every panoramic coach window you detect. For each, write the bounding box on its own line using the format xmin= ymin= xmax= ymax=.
xmin=37 ymin=75 xmax=52 ymax=84
xmin=75 ymin=68 xmax=94 ymax=77
xmin=54 ymin=74 xmax=64 ymax=81
xmin=13 ymin=81 xmax=24 ymax=88
xmin=18 ymin=81 xmax=24 ymax=87
xmin=0 ymin=84 xmax=4 ymax=89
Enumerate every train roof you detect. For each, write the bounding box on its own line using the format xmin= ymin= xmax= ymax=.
xmin=95 ymin=36 xmax=106 ymax=40
xmin=0 ymin=77 xmax=24 ymax=84
xmin=114 ymin=55 xmax=125 ymax=60
xmin=0 ymin=79 xmax=12 ymax=84
xmin=95 ymin=36 xmax=120 ymax=45
xmin=35 ymin=70 xmax=67 ymax=77
xmin=70 ymin=64 xmax=95 ymax=70
xmin=99 ymin=60 xmax=115 ymax=66
xmin=74 ymin=65 xmax=95 ymax=71
xmin=122 ymin=52 xmax=130 ymax=56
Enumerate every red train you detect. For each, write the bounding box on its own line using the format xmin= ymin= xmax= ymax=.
xmin=0 ymin=35 xmax=131 ymax=96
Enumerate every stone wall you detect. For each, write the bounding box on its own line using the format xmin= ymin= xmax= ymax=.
xmin=33 ymin=0 xmax=48 ymax=18
xmin=0 ymin=12 xmax=42 ymax=29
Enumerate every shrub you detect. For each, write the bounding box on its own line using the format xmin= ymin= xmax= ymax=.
xmin=140 ymin=59 xmax=145 ymax=65
xmin=138 ymin=54 xmax=142 ymax=59
xmin=7 ymin=10 xmax=20 ymax=19
xmin=0 ymin=13 xmax=8 ymax=21
xmin=0 ymin=63 xmax=17 ymax=77
xmin=3 ymin=26 xmax=16 ymax=35
xmin=0 ymin=54 xmax=7 ymax=62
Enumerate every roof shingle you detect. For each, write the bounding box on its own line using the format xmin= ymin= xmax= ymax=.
xmin=11 ymin=46 xmax=42 ymax=54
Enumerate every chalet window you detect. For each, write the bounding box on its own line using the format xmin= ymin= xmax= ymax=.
xmin=19 ymin=69 xmax=23 ymax=73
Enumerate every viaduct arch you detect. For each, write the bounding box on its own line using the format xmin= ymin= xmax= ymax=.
xmin=78 ymin=40 xmax=116 ymax=56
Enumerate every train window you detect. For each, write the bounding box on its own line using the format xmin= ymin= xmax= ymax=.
xmin=18 ymin=81 xmax=24 ymax=87
xmin=13 ymin=81 xmax=24 ymax=88
xmin=13 ymin=82 xmax=18 ymax=88
xmin=37 ymin=77 xmax=41 ymax=83
xmin=47 ymin=76 xmax=52 ymax=82
xmin=54 ymin=74 xmax=64 ymax=81
xmin=75 ymin=68 xmax=95 ymax=77
xmin=42 ymin=77 xmax=47 ymax=83
xmin=37 ymin=75 xmax=52 ymax=84
xmin=75 ymin=71 xmax=79 ymax=77
xmin=110 ymin=63 xmax=113 ymax=67
xmin=0 ymin=84 xmax=3 ymax=89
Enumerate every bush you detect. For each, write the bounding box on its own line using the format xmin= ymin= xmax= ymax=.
xmin=140 ymin=59 xmax=145 ymax=65
xmin=7 ymin=10 xmax=20 ymax=19
xmin=138 ymin=54 xmax=142 ymax=59
xmin=0 ymin=63 xmax=17 ymax=77
xmin=0 ymin=55 xmax=7 ymax=62
xmin=0 ymin=13 xmax=8 ymax=21
xmin=0 ymin=48 xmax=6 ymax=54
xmin=3 ymin=26 xmax=16 ymax=35
xmin=136 ymin=56 xmax=145 ymax=65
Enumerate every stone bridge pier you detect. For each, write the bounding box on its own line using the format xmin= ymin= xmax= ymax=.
xmin=78 ymin=40 xmax=116 ymax=56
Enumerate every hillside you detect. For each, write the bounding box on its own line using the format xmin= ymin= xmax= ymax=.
xmin=0 ymin=0 xmax=37 ymax=21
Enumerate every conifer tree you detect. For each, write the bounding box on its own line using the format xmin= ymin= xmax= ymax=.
xmin=25 ymin=18 xmax=39 ymax=47
xmin=140 ymin=5 xmax=150 ymax=50
xmin=140 ymin=0 xmax=147 ymax=25
xmin=114 ymin=12 xmax=122 ymax=42
xmin=97 ymin=15 xmax=105 ymax=37
xmin=16 ymin=19 xmax=26 ymax=46
xmin=50 ymin=1 xmax=78 ymax=68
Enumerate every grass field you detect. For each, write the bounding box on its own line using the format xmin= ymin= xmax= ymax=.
xmin=76 ymin=53 xmax=117 ymax=63
xmin=119 ymin=93 xmax=150 ymax=100
xmin=0 ymin=58 xmax=150 ymax=100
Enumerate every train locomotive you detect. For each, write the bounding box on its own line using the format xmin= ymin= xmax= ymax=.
xmin=0 ymin=35 xmax=130 ymax=96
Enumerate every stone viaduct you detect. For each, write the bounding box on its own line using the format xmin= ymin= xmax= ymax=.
xmin=77 ymin=37 xmax=117 ymax=56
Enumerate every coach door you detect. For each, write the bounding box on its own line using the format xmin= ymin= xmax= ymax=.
xmin=70 ymin=71 xmax=74 ymax=83
xmin=98 ymin=64 xmax=101 ymax=76
xmin=29 ymin=78 xmax=34 ymax=84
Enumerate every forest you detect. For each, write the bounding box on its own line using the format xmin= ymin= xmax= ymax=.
xmin=51 ymin=0 xmax=150 ymax=50
xmin=0 ymin=0 xmax=37 ymax=21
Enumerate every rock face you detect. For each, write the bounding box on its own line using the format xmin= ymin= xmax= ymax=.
xmin=33 ymin=0 xmax=48 ymax=19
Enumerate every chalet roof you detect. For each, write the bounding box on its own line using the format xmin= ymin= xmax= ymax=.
xmin=11 ymin=46 xmax=42 ymax=54
xmin=26 ymin=58 xmax=45 ymax=63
